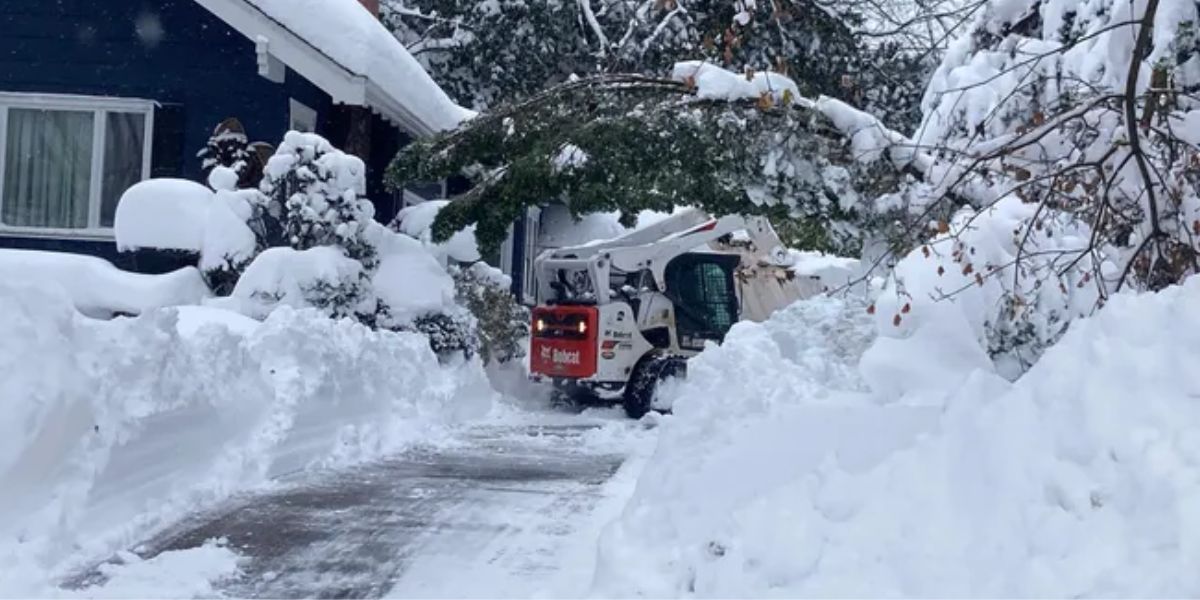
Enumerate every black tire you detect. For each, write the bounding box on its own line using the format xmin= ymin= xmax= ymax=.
xmin=622 ymin=356 xmax=685 ymax=419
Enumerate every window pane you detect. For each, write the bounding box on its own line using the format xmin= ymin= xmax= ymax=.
xmin=101 ymin=112 xmax=145 ymax=227
xmin=2 ymin=108 xmax=93 ymax=228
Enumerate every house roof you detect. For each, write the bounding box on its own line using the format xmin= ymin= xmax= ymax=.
xmin=195 ymin=0 xmax=474 ymax=137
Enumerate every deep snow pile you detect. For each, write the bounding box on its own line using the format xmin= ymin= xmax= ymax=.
xmin=595 ymin=278 xmax=1200 ymax=597
xmin=0 ymin=280 xmax=495 ymax=594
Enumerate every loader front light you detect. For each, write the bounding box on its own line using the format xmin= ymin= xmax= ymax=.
xmin=535 ymin=318 xmax=546 ymax=333
xmin=577 ymin=321 xmax=587 ymax=334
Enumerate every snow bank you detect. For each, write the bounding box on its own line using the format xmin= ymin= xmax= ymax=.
xmin=245 ymin=0 xmax=474 ymax=133
xmin=596 ymin=277 xmax=1200 ymax=597
xmin=114 ymin=179 xmax=212 ymax=252
xmin=0 ymin=280 xmax=495 ymax=594
xmin=0 ymin=250 xmax=209 ymax=317
xmin=593 ymin=295 xmax=940 ymax=596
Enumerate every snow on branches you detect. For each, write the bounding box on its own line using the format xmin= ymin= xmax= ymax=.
xmin=389 ymin=69 xmax=916 ymax=257
xmin=868 ymin=0 xmax=1200 ymax=373
xmin=382 ymin=0 xmax=930 ymax=130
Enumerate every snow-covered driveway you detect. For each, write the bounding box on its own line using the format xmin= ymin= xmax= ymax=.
xmin=68 ymin=419 xmax=646 ymax=598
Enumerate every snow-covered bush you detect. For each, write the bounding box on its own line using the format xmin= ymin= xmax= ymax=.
xmin=197 ymin=167 xmax=263 ymax=295
xmin=220 ymin=245 xmax=370 ymax=320
xmin=867 ymin=197 xmax=1102 ymax=379
xmin=246 ymin=132 xmax=378 ymax=321
xmin=116 ymin=130 xmax=484 ymax=357
xmin=114 ymin=178 xmax=213 ymax=253
xmin=392 ymin=201 xmax=526 ymax=362
xmin=196 ymin=117 xmax=270 ymax=189
xmin=453 ymin=263 xmax=528 ymax=365
xmin=406 ymin=310 xmax=478 ymax=359
xmin=262 ymin=133 xmax=375 ymax=258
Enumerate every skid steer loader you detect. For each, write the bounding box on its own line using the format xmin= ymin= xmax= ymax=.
xmin=528 ymin=209 xmax=823 ymax=417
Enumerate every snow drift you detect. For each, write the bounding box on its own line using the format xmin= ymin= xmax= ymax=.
xmin=595 ymin=278 xmax=1200 ymax=597
xmin=0 ymin=281 xmax=495 ymax=594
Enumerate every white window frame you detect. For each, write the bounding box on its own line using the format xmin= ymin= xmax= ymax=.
xmin=521 ymin=206 xmax=541 ymax=305
xmin=0 ymin=92 xmax=155 ymax=239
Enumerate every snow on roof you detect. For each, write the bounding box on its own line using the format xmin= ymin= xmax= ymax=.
xmin=197 ymin=0 xmax=474 ymax=136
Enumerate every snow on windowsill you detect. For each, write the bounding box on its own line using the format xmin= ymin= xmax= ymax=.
xmin=0 ymin=225 xmax=117 ymax=242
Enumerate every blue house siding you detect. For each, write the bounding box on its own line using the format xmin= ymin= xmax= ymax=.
xmin=0 ymin=0 xmax=333 ymax=182
xmin=0 ymin=0 xmax=410 ymax=271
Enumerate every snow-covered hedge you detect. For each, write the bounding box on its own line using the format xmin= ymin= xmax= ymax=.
xmin=0 ymin=281 xmax=495 ymax=594
xmin=114 ymin=131 xmax=477 ymax=354
xmin=595 ymin=278 xmax=1200 ymax=597
xmin=114 ymin=179 xmax=214 ymax=253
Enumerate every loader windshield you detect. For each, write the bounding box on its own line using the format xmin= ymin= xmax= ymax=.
xmin=664 ymin=253 xmax=739 ymax=350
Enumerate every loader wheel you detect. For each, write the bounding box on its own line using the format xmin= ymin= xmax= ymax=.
xmin=623 ymin=356 xmax=685 ymax=419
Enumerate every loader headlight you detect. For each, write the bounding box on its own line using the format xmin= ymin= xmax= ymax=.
xmin=535 ymin=318 xmax=546 ymax=333
xmin=577 ymin=321 xmax=587 ymax=334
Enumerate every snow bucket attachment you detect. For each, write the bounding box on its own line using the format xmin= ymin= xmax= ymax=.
xmin=530 ymin=305 xmax=598 ymax=379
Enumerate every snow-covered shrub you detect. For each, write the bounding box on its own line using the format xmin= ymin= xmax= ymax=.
xmin=391 ymin=201 xmax=523 ymax=362
xmin=118 ymin=130 xmax=483 ymax=357
xmin=196 ymin=117 xmax=270 ymax=189
xmin=407 ymin=310 xmax=478 ymax=359
xmin=257 ymin=131 xmax=378 ymax=320
xmin=220 ymin=245 xmax=371 ymax=321
xmin=114 ymin=179 xmax=213 ymax=253
xmin=198 ymin=167 xmax=263 ymax=295
xmin=453 ymin=263 xmax=527 ymax=365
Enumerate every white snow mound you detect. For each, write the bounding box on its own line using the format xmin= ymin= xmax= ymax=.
xmin=0 ymin=281 xmax=495 ymax=594
xmin=595 ymin=278 xmax=1200 ymax=597
xmin=0 ymin=249 xmax=209 ymax=317
xmin=114 ymin=179 xmax=212 ymax=252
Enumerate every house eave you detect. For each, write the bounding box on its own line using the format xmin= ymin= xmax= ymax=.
xmin=194 ymin=0 xmax=432 ymax=137
xmin=364 ymin=82 xmax=436 ymax=138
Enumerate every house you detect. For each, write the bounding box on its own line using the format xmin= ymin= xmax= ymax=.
xmin=0 ymin=0 xmax=469 ymax=272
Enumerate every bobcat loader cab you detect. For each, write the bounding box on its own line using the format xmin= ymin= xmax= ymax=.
xmin=529 ymin=208 xmax=823 ymax=417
